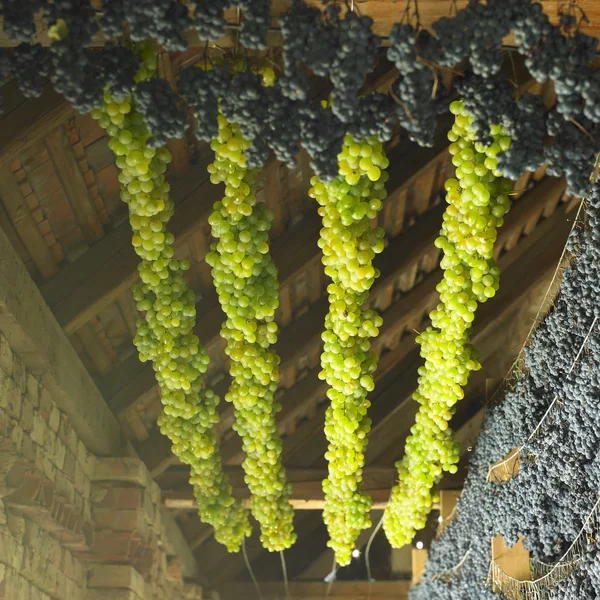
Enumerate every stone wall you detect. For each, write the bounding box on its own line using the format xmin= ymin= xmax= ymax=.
xmin=0 ymin=331 xmax=202 ymax=600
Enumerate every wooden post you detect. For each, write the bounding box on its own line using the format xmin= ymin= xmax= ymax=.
xmin=491 ymin=535 xmax=531 ymax=587
xmin=439 ymin=490 xmax=461 ymax=521
xmin=411 ymin=548 xmax=428 ymax=585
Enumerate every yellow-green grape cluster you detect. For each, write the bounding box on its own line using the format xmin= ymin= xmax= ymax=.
xmin=205 ymin=114 xmax=296 ymax=552
xmin=382 ymin=99 xmax=513 ymax=548
xmin=90 ymin=52 xmax=250 ymax=552
xmin=309 ymin=134 xmax=388 ymax=566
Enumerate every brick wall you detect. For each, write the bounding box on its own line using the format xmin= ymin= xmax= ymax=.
xmin=0 ymin=332 xmax=202 ymax=600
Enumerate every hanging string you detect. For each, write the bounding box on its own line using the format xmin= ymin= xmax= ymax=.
xmin=280 ymin=550 xmax=291 ymax=600
xmin=488 ymin=315 xmax=598 ymax=481
xmin=365 ymin=513 xmax=385 ymax=584
xmin=324 ymin=554 xmax=337 ymax=600
xmin=488 ymin=495 xmax=600 ymax=599
xmin=431 ymin=547 xmax=472 ymax=583
xmin=365 ymin=488 xmax=395 ymax=600
xmin=365 ymin=515 xmax=385 ymax=600
xmin=436 ymin=504 xmax=458 ymax=539
xmin=243 ymin=537 xmax=264 ymax=600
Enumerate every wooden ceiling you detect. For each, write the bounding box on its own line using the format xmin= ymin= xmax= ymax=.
xmin=0 ymin=15 xmax=581 ymax=594
xmin=1 ymin=1 xmax=599 ymax=48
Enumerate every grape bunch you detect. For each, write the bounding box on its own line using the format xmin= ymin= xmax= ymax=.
xmin=387 ymin=24 xmax=448 ymax=147
xmin=411 ymin=184 xmax=600 ymax=600
xmin=309 ymin=134 xmax=388 ymax=565
xmin=133 ymin=78 xmax=188 ymax=148
xmin=1 ymin=0 xmax=46 ymax=42
xmin=10 ymin=43 xmax=50 ymax=98
xmin=219 ymin=67 xmax=301 ymax=169
xmin=384 ymin=99 xmax=513 ymax=548
xmin=178 ymin=63 xmax=230 ymax=142
xmin=205 ymin=113 xmax=296 ymax=552
xmin=90 ymin=49 xmax=250 ymax=552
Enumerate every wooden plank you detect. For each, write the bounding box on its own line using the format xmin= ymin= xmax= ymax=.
xmin=45 ymin=125 xmax=104 ymax=244
xmin=217 ymin=581 xmax=410 ymax=600
xmin=489 ymin=447 xmax=521 ymax=483
xmin=138 ymin=433 xmax=177 ymax=478
xmin=0 ymin=85 xmax=74 ymax=170
xmin=0 ymin=195 xmax=33 ymax=270
xmin=439 ymin=490 xmax=461 ymax=521
xmin=0 ymin=165 xmax=58 ymax=279
xmin=455 ymin=408 xmax=485 ymax=456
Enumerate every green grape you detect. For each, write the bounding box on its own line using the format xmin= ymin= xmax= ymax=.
xmin=91 ymin=49 xmax=250 ymax=552
xmin=382 ymin=99 xmax=513 ymax=548
xmin=309 ymin=134 xmax=388 ymax=566
xmin=207 ymin=113 xmax=296 ymax=552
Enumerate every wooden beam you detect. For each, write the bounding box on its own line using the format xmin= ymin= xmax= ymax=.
xmin=0 ymin=164 xmax=59 ymax=279
xmin=40 ymin=165 xmax=215 ymax=334
xmin=412 ymin=548 xmax=428 ymax=585
xmin=162 ymin=467 xmax=397 ymax=509
xmin=168 ymin=496 xmax=390 ymax=511
xmin=159 ymin=508 xmax=208 ymax=586
xmin=2 ymin=1 xmax=598 ymax=46
xmin=107 ymin=117 xmax=452 ymax=417
xmin=0 ymin=83 xmax=75 ymax=170
xmin=216 ymin=581 xmax=410 ymax=600
xmin=491 ymin=535 xmax=531 ymax=587
xmin=44 ymin=124 xmax=104 ymax=243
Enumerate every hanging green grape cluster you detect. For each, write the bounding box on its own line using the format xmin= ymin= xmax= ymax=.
xmin=383 ymin=99 xmax=513 ymax=548
xmin=309 ymin=134 xmax=388 ymax=566
xmin=205 ymin=113 xmax=296 ymax=552
xmin=90 ymin=51 xmax=250 ymax=552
